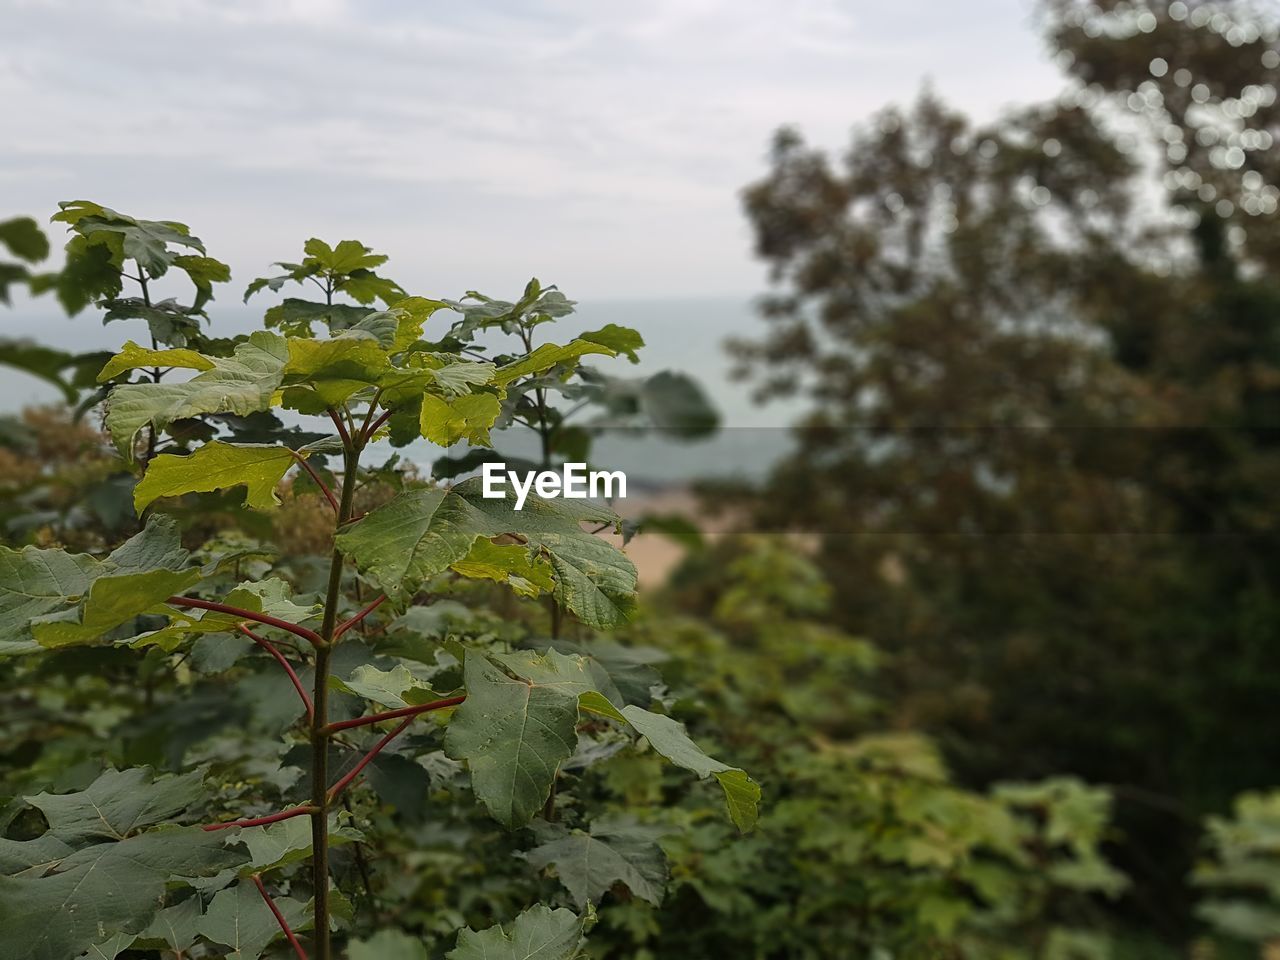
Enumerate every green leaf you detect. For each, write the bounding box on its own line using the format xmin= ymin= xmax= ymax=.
xmin=106 ymin=331 xmax=288 ymax=457
xmin=350 ymin=930 xmax=429 ymax=960
xmin=451 ymin=538 xmax=555 ymax=598
xmin=620 ymin=706 xmax=760 ymax=832
xmin=97 ymin=339 xmax=216 ymax=382
xmin=172 ymin=254 xmax=231 ymax=310
xmin=305 ymin=237 xmax=387 ymax=274
xmin=0 ymin=339 xmax=81 ymax=402
xmin=130 ymin=577 xmax=319 ymax=652
xmin=339 ymin=270 xmax=405 ymax=306
xmin=0 ymin=828 xmax=244 ymax=960
xmin=579 ymin=324 xmax=644 ymax=363
xmin=140 ymin=897 xmax=203 ymax=954
xmin=25 ymin=767 xmax=205 ymax=843
xmin=282 ymin=332 xmax=391 ymax=409
xmin=52 ymin=201 xmax=204 ymax=279
xmin=263 ymin=298 xmax=372 ymax=338
xmin=493 ymin=340 xmax=616 ymax=386
xmin=0 ymin=216 xmax=50 ymax=262
xmin=447 ymin=904 xmax=582 ymax=960
xmin=420 ymin=392 xmax=502 ymax=446
xmin=76 ymin=932 xmax=135 ymax=960
xmin=640 ymin=371 xmax=719 ymax=435
xmin=1 ymin=515 xmax=202 ymax=652
xmin=133 ymin=441 xmax=300 ymax=511
xmin=445 ymin=653 xmax=582 ymax=829
xmin=525 ymin=817 xmax=667 ymax=907
xmin=336 ymin=479 xmax=636 ymax=626
xmin=197 ymin=880 xmax=308 ymax=960
xmin=237 ymin=814 xmax=359 ymax=872
xmin=333 ymin=663 xmax=441 ymax=710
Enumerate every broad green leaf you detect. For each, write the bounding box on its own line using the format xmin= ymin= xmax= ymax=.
xmin=0 ymin=828 xmax=244 ymax=960
xmin=0 ymin=544 xmax=98 ymax=655
xmin=106 ymin=331 xmax=288 ymax=457
xmin=197 ymin=880 xmax=308 ymax=960
xmin=388 ymin=296 xmax=448 ymax=351
xmin=263 ymin=298 xmax=371 ymax=337
xmin=451 ymin=538 xmax=554 ymax=598
xmin=26 ymin=767 xmax=205 ymax=842
xmin=445 ymin=653 xmax=582 ymax=829
xmin=579 ymin=324 xmax=644 ymax=363
xmin=305 ymin=237 xmax=387 ymax=274
xmin=620 ymin=706 xmax=761 ymax=832
xmin=236 ymin=814 xmax=359 ymax=872
xmin=140 ymin=897 xmax=202 ymax=954
xmin=97 ymin=339 xmax=215 ymax=382
xmin=1 ymin=516 xmax=202 ymax=652
xmin=339 ymin=270 xmax=405 ymax=305
xmin=641 ymin=370 xmax=719 ymax=435
xmin=0 ymin=216 xmax=49 ymax=262
xmin=333 ymin=663 xmax=442 ymax=710
xmin=76 ymin=932 xmax=135 ymax=960
xmin=0 ymin=834 xmax=73 ymax=877
xmin=53 ymin=200 xmax=203 ymax=279
xmin=130 ymin=577 xmax=320 ymax=651
xmin=336 ymin=479 xmax=635 ymax=626
xmin=133 ymin=441 xmax=300 ymax=511
xmin=524 ymin=817 xmax=667 ymax=907
xmin=282 ymin=332 xmax=391 ymax=408
xmin=350 ymin=930 xmax=429 ymax=960
xmin=420 ymin=392 xmax=502 ymax=446
xmin=172 ymin=253 xmax=231 ymax=310
xmin=447 ymin=904 xmax=582 ymax=960
xmin=493 ymin=339 xmax=616 ymax=386
xmin=0 ymin=339 xmax=81 ymax=402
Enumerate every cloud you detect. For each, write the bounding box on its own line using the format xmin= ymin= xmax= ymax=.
xmin=0 ymin=0 xmax=1062 ymax=298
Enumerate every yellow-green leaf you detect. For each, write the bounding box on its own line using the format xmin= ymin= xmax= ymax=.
xmin=98 ymin=340 xmax=216 ymax=382
xmin=133 ymin=441 xmax=301 ymax=512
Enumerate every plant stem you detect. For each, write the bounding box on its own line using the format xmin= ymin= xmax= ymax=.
xmin=333 ymin=594 xmax=386 ymax=640
xmin=309 ymin=435 xmax=360 ymax=960
xmin=253 ymin=874 xmax=309 ymax=960
xmin=292 ymin=454 xmax=339 ymax=513
xmin=203 ymin=804 xmax=315 ymax=832
xmin=165 ymin=597 xmax=323 ymax=648
xmin=324 ymin=695 xmax=466 ymax=734
xmin=326 ymin=716 xmax=414 ymax=804
xmin=238 ymin=625 xmax=314 ymax=723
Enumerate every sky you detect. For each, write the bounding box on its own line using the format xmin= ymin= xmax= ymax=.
xmin=1 ymin=0 xmax=1066 ymax=302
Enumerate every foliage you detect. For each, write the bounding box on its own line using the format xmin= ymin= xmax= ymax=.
xmin=732 ymin=0 xmax=1280 ymax=939
xmin=0 ymin=202 xmax=750 ymax=960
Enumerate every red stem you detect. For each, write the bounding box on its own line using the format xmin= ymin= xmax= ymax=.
xmin=326 ymin=716 xmax=414 ymax=803
xmin=167 ymin=596 xmax=324 ymax=648
xmin=253 ymin=874 xmax=310 ymax=960
xmin=292 ymin=454 xmax=339 ymax=513
xmin=362 ymin=408 xmax=392 ymax=444
xmin=239 ymin=624 xmax=314 ymax=723
xmin=333 ymin=594 xmax=386 ymax=640
xmin=203 ymin=804 xmax=315 ymax=832
xmin=324 ymin=695 xmax=466 ymax=734
xmin=327 ymin=409 xmax=352 ymax=448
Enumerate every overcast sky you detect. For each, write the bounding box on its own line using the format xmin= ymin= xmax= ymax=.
xmin=2 ymin=0 xmax=1064 ymax=303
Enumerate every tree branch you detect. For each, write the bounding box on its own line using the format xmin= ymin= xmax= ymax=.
xmin=291 ymin=454 xmax=339 ymax=513
xmin=333 ymin=595 xmax=386 ymax=640
xmin=253 ymin=874 xmax=310 ymax=960
xmin=167 ymin=596 xmax=324 ymax=648
xmin=239 ymin=624 xmax=314 ymax=723
xmin=324 ymin=695 xmax=466 ymax=734
xmin=203 ymin=804 xmax=316 ymax=832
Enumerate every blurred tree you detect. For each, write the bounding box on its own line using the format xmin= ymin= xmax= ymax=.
xmin=734 ymin=0 xmax=1280 ymax=941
